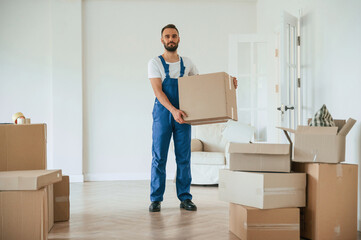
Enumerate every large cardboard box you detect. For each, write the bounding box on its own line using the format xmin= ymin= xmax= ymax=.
xmin=0 ymin=124 xmax=47 ymax=171
xmin=0 ymin=169 xmax=62 ymax=190
xmin=178 ymin=72 xmax=237 ymax=125
xmin=0 ymin=187 xmax=48 ymax=240
xmin=229 ymin=203 xmax=299 ymax=240
xmin=279 ymin=118 xmax=356 ymax=163
xmin=219 ymin=169 xmax=306 ymax=209
xmin=228 ymin=142 xmax=291 ymax=172
xmin=292 ymin=162 xmax=358 ymax=240
xmin=54 ymin=175 xmax=70 ymax=222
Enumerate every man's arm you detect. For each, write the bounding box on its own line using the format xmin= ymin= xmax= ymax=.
xmin=149 ymin=78 xmax=187 ymax=124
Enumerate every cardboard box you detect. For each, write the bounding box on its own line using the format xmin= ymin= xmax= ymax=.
xmin=229 ymin=203 xmax=300 ymax=240
xmin=54 ymin=175 xmax=70 ymax=222
xmin=178 ymin=72 xmax=237 ymax=125
xmin=279 ymin=118 xmax=356 ymax=163
xmin=0 ymin=124 xmax=47 ymax=171
xmin=0 ymin=187 xmax=48 ymax=240
xmin=0 ymin=169 xmax=62 ymax=190
xmin=228 ymin=142 xmax=291 ymax=172
xmin=47 ymin=184 xmax=54 ymax=232
xmin=292 ymin=162 xmax=358 ymax=240
xmin=219 ymin=169 xmax=306 ymax=209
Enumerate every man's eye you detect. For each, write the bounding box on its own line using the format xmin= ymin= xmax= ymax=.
xmin=172 ymin=35 xmax=177 ymax=38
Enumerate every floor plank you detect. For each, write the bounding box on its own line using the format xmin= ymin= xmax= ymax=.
xmin=48 ymin=180 xmax=361 ymax=240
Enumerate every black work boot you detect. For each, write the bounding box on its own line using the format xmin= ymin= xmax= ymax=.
xmin=149 ymin=201 xmax=161 ymax=212
xmin=180 ymin=199 xmax=197 ymax=211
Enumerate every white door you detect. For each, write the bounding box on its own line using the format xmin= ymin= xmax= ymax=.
xmin=279 ymin=11 xmax=301 ymax=129
xmin=229 ymin=34 xmax=277 ymax=142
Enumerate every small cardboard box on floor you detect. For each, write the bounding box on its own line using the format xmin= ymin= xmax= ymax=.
xmin=292 ymin=162 xmax=358 ymax=240
xmin=178 ymin=72 xmax=237 ymax=125
xmin=54 ymin=175 xmax=70 ymax=222
xmin=219 ymin=169 xmax=306 ymax=209
xmin=279 ymin=118 xmax=356 ymax=163
xmin=229 ymin=203 xmax=300 ymax=240
xmin=0 ymin=170 xmax=62 ymax=240
xmin=0 ymin=124 xmax=47 ymax=171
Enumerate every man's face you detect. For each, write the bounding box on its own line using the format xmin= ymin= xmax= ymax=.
xmin=161 ymin=28 xmax=180 ymax=52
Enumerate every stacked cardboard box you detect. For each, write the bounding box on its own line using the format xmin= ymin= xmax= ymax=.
xmin=0 ymin=170 xmax=62 ymax=240
xmin=219 ymin=130 xmax=305 ymax=240
xmin=0 ymin=123 xmax=70 ymax=235
xmin=222 ymin=118 xmax=357 ymax=240
xmin=281 ymin=118 xmax=358 ymax=240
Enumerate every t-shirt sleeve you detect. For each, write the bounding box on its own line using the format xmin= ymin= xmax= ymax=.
xmin=148 ymin=59 xmax=162 ymax=79
xmin=188 ymin=59 xmax=199 ymax=76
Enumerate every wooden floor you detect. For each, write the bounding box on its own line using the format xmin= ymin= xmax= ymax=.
xmin=49 ymin=181 xmax=361 ymax=240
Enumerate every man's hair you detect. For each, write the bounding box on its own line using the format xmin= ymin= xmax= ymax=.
xmin=161 ymin=24 xmax=179 ymax=36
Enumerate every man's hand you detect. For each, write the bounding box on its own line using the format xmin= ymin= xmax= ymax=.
xmin=232 ymin=76 xmax=238 ymax=89
xmin=171 ymin=109 xmax=187 ymax=124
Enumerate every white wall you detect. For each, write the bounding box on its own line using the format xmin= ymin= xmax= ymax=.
xmin=257 ymin=0 xmax=361 ymax=230
xmin=0 ymin=0 xmax=257 ymax=182
xmin=82 ymin=0 xmax=257 ymax=180
xmin=0 ymin=0 xmax=53 ymax=166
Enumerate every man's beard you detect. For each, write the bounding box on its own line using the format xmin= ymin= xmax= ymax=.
xmin=164 ymin=42 xmax=178 ymax=52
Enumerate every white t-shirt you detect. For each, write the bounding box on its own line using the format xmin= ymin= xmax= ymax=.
xmin=148 ymin=56 xmax=198 ymax=81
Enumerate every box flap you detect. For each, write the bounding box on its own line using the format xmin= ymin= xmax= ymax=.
xmin=277 ymin=126 xmax=296 ymax=134
xmin=296 ymin=126 xmax=338 ymax=135
xmin=228 ymin=142 xmax=289 ymax=155
xmin=0 ymin=169 xmax=62 ymax=190
xmin=337 ymin=118 xmax=356 ymax=136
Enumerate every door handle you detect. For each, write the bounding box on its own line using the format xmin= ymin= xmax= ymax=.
xmin=285 ymin=106 xmax=294 ymax=111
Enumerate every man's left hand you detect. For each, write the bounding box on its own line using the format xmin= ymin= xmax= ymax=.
xmin=232 ymin=77 xmax=238 ymax=89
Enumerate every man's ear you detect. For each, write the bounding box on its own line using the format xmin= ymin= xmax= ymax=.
xmin=161 ymin=37 xmax=164 ymax=44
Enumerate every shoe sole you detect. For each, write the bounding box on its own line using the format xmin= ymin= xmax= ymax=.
xmin=149 ymin=209 xmax=161 ymax=212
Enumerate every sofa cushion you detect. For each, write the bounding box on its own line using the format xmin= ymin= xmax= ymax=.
xmin=192 ymin=123 xmax=228 ymax=152
xmin=191 ymin=152 xmax=225 ymax=165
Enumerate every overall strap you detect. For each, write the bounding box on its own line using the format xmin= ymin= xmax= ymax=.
xmin=179 ymin=57 xmax=185 ymax=77
xmin=158 ymin=55 xmax=170 ymax=78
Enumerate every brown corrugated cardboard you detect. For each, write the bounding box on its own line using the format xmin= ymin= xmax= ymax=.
xmin=47 ymin=184 xmax=54 ymax=232
xmin=0 ymin=187 xmax=48 ymax=240
xmin=292 ymin=162 xmax=358 ymax=240
xmin=278 ymin=118 xmax=356 ymax=163
xmin=0 ymin=124 xmax=47 ymax=171
xmin=0 ymin=169 xmax=62 ymax=190
xmin=229 ymin=203 xmax=299 ymax=240
xmin=54 ymin=175 xmax=70 ymax=222
xmin=178 ymin=72 xmax=237 ymax=125
xmin=219 ymin=169 xmax=306 ymax=209
xmin=228 ymin=142 xmax=291 ymax=172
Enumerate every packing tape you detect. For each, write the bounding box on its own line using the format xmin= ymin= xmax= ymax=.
xmin=231 ymin=108 xmax=234 ymax=119
xmin=55 ymin=196 xmax=69 ymax=203
xmin=334 ymin=225 xmax=341 ymax=236
xmin=12 ymin=112 xmax=25 ymax=124
xmin=229 ymin=75 xmax=232 ymax=90
xmin=244 ymin=223 xmax=299 ymax=231
xmin=336 ymin=164 xmax=343 ymax=178
xmin=261 ymin=187 xmax=304 ymax=195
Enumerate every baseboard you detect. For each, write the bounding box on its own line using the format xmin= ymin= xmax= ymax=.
xmin=69 ymin=174 xmax=84 ymax=183
xmin=84 ymin=172 xmax=176 ymax=182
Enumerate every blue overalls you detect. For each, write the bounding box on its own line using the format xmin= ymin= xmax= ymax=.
xmin=150 ymin=55 xmax=192 ymax=202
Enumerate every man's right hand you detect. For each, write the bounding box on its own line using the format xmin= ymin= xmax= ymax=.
xmin=171 ymin=109 xmax=187 ymax=124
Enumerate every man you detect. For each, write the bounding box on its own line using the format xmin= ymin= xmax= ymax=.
xmin=148 ymin=24 xmax=237 ymax=212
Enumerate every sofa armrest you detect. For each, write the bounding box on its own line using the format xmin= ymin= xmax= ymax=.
xmin=191 ymin=138 xmax=203 ymax=152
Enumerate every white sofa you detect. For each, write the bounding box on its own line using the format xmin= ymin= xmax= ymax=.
xmin=191 ymin=123 xmax=228 ymax=185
